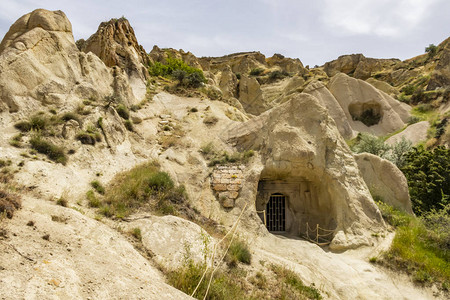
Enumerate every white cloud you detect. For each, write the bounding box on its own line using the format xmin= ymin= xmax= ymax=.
xmin=321 ymin=0 xmax=439 ymax=37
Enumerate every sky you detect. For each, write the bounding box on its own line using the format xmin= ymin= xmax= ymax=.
xmin=0 ymin=0 xmax=449 ymax=66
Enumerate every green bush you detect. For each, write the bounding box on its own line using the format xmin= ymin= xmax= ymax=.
xmin=401 ymin=146 xmax=449 ymax=215
xmin=86 ymin=190 xmax=100 ymax=208
xmin=131 ymin=227 xmax=142 ymax=241
xmin=148 ymin=57 xmax=206 ymax=86
xmin=227 ymin=239 xmax=251 ymax=265
xmin=14 ymin=114 xmax=49 ymax=132
xmin=30 ymin=135 xmax=67 ymax=165
xmin=402 ymin=84 xmax=416 ymax=96
xmin=90 ymin=180 xmax=105 ymax=195
xmin=116 ymin=104 xmax=130 ymax=120
xmin=124 ymin=120 xmax=134 ymax=131
xmin=351 ymin=133 xmax=391 ymax=158
xmin=249 ymin=68 xmax=264 ymax=76
xmin=76 ymin=132 xmax=98 ymax=145
xmin=268 ymin=70 xmax=289 ymax=81
xmin=425 ymin=44 xmax=437 ymax=58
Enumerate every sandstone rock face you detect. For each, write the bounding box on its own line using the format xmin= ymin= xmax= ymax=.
xmin=218 ymin=65 xmax=238 ymax=99
xmin=82 ymin=18 xmax=149 ymax=103
xmin=226 ymin=93 xmax=385 ymax=250
xmin=238 ymin=75 xmax=267 ymax=115
xmin=199 ymin=51 xmax=267 ymax=74
xmin=0 ymin=9 xmax=113 ymax=113
xmin=366 ymin=78 xmax=399 ymax=96
xmin=0 ymin=197 xmax=191 ymax=299
xmin=126 ymin=215 xmax=212 ymax=271
xmin=355 ymin=153 xmax=413 ymax=214
xmin=385 ymin=121 xmax=430 ymax=146
xmin=428 ymin=37 xmax=450 ymax=90
xmin=266 ymin=53 xmax=306 ymax=74
xmin=304 ymin=80 xmax=353 ymax=139
xmin=328 ymin=73 xmax=410 ymax=136
xmin=324 ymin=54 xmax=399 ymax=80
xmin=149 ymin=46 xmax=203 ymax=70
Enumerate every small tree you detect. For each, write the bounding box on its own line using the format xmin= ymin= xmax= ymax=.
xmin=425 ymin=44 xmax=437 ymax=58
xmin=401 ymin=146 xmax=449 ymax=215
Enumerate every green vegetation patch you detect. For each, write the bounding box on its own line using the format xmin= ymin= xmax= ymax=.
xmin=101 ymin=162 xmax=187 ymax=218
xmin=149 ymin=57 xmax=206 ymax=88
xmin=377 ymin=201 xmax=450 ymax=289
xmin=30 ymin=135 xmax=67 ymax=165
xmin=270 ymin=264 xmax=322 ymax=299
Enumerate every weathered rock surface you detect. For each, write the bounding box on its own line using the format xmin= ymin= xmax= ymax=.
xmin=323 ymin=54 xmax=399 ymax=80
xmin=385 ymin=121 xmax=430 ymax=146
xmin=226 ymin=93 xmax=385 ymax=250
xmin=366 ymin=78 xmax=399 ymax=96
xmin=199 ymin=51 xmax=266 ymax=74
xmin=266 ymin=53 xmax=306 ymax=74
xmin=355 ymin=153 xmax=413 ymax=213
xmin=328 ymin=73 xmax=410 ymax=136
xmin=0 ymin=196 xmax=191 ymax=299
xmin=304 ymin=80 xmax=353 ymax=139
xmin=126 ymin=215 xmax=211 ymax=271
xmin=82 ymin=18 xmax=149 ymax=103
xmin=238 ymin=75 xmax=267 ymax=115
xmin=0 ymin=9 xmax=113 ymax=113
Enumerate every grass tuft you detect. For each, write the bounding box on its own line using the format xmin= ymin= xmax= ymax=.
xmin=30 ymin=135 xmax=67 ymax=165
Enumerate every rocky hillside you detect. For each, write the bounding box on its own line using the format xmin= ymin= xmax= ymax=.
xmin=0 ymin=9 xmax=448 ymax=300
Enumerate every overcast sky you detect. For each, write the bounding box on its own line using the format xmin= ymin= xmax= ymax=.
xmin=0 ymin=0 xmax=449 ymax=66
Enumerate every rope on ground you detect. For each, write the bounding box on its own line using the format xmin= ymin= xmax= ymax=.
xmin=191 ymin=202 xmax=249 ymax=299
xmin=304 ymin=222 xmax=336 ymax=246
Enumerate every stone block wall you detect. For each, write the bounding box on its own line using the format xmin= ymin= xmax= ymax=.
xmin=211 ymin=165 xmax=245 ymax=208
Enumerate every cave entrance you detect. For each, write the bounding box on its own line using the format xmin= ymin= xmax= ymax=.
xmin=348 ymin=101 xmax=382 ymax=126
xmin=266 ymin=193 xmax=286 ymax=231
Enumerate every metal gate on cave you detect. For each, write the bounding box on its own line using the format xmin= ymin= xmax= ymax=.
xmin=266 ymin=193 xmax=286 ymax=231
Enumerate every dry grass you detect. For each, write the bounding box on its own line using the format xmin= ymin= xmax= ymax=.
xmin=0 ymin=189 xmax=21 ymax=219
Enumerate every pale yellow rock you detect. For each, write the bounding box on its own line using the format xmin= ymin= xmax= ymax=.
xmin=355 ymin=153 xmax=413 ymax=214
xmin=226 ymin=93 xmax=385 ymax=250
xmin=328 ymin=73 xmax=410 ymax=136
xmin=0 ymin=9 xmax=113 ymax=113
xmin=304 ymin=80 xmax=353 ymax=139
xmin=385 ymin=121 xmax=430 ymax=146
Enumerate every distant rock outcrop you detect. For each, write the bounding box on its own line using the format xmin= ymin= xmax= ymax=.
xmin=82 ymin=17 xmax=149 ymax=103
xmin=355 ymin=153 xmax=413 ymax=214
xmin=0 ymin=9 xmax=113 ymax=113
xmin=324 ymin=54 xmax=399 ymax=80
xmin=427 ymin=37 xmax=450 ymax=90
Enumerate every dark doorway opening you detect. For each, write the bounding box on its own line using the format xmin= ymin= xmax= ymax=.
xmin=266 ymin=193 xmax=286 ymax=231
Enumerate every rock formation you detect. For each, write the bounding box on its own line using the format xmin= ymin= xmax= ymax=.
xmin=323 ymin=54 xmax=399 ymax=80
xmin=0 ymin=9 xmax=113 ymax=113
xmin=82 ymin=17 xmax=149 ymax=104
xmin=226 ymin=93 xmax=385 ymax=250
xmin=385 ymin=121 xmax=430 ymax=146
xmin=355 ymin=153 xmax=412 ymax=214
xmin=304 ymin=80 xmax=353 ymax=139
xmin=328 ymin=73 xmax=410 ymax=136
xmin=427 ymin=37 xmax=450 ymax=90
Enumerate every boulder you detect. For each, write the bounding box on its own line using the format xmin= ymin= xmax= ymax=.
xmin=226 ymin=93 xmax=385 ymax=250
xmin=304 ymin=80 xmax=353 ymax=139
xmin=355 ymin=153 xmax=413 ymax=214
xmin=328 ymin=73 xmax=410 ymax=136
xmin=385 ymin=121 xmax=430 ymax=146
xmin=126 ymin=215 xmax=211 ymax=271
xmin=0 ymin=9 xmax=113 ymax=113
xmin=82 ymin=17 xmax=149 ymax=103
xmin=199 ymin=51 xmax=267 ymax=74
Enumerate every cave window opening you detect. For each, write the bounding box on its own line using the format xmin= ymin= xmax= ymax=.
xmin=266 ymin=193 xmax=286 ymax=232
